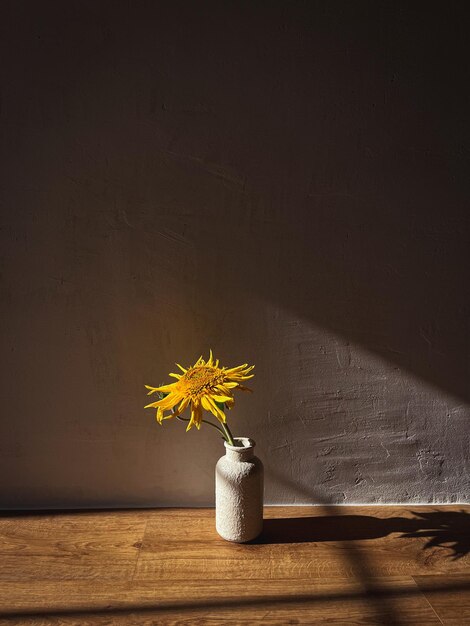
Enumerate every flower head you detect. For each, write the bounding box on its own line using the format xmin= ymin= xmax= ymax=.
xmin=145 ymin=351 xmax=254 ymax=431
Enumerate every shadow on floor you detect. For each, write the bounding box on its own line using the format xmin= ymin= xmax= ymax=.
xmin=3 ymin=579 xmax=470 ymax=621
xmin=253 ymin=509 xmax=470 ymax=559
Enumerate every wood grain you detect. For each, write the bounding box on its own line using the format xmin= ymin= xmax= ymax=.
xmin=414 ymin=574 xmax=470 ymax=625
xmin=0 ymin=506 xmax=468 ymax=624
xmin=0 ymin=511 xmax=148 ymax=581
xmin=136 ymin=506 xmax=470 ymax=580
xmin=0 ymin=578 xmax=443 ymax=625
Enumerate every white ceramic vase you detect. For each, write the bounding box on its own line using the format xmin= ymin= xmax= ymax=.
xmin=215 ymin=437 xmax=264 ymax=542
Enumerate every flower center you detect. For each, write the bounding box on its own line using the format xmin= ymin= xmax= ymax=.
xmin=183 ymin=366 xmax=222 ymax=396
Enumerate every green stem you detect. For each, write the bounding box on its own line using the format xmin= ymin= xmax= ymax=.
xmin=220 ymin=421 xmax=235 ymax=446
xmin=174 ymin=414 xmax=227 ymax=439
xmin=171 ymin=407 xmax=236 ymax=446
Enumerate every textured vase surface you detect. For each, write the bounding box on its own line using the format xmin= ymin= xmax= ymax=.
xmin=215 ymin=437 xmax=264 ymax=542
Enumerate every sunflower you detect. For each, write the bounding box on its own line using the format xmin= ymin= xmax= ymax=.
xmin=145 ymin=351 xmax=254 ymax=433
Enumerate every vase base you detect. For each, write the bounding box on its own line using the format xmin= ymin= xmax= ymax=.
xmin=216 ymin=525 xmax=263 ymax=543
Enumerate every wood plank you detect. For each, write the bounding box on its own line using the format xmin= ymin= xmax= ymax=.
xmin=0 ymin=577 xmax=442 ymax=625
xmin=414 ymin=574 xmax=470 ymax=625
xmin=135 ymin=505 xmax=470 ymax=580
xmin=0 ymin=511 xmax=148 ymax=581
xmin=0 ymin=506 xmax=468 ymax=624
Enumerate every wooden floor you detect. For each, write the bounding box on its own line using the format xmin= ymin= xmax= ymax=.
xmin=0 ymin=506 xmax=469 ymax=625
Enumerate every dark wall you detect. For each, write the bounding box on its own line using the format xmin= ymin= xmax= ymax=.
xmin=0 ymin=1 xmax=468 ymax=507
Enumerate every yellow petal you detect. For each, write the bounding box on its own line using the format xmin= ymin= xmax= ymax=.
xmin=201 ymin=395 xmax=218 ymax=419
xmin=211 ymin=394 xmax=232 ymax=403
xmin=153 ymin=382 xmax=178 ymax=393
xmin=145 ymin=392 xmax=181 ymax=410
xmin=178 ymin=397 xmax=191 ymax=413
xmin=215 ymin=385 xmax=232 ymax=395
xmin=226 ymin=363 xmax=255 ymax=372
xmin=207 ymin=397 xmax=226 ymax=424
xmin=226 ymin=364 xmax=254 ymax=374
xmin=176 ymin=363 xmax=187 ymax=373
xmin=145 ymin=385 xmax=160 ymax=395
xmin=156 ymin=407 xmax=176 ymax=423
xmin=227 ymin=373 xmax=254 ymax=381
xmin=187 ymin=400 xmax=201 ymax=431
xmin=169 ymin=372 xmax=182 ymax=379
xmin=194 ymin=401 xmax=203 ymax=428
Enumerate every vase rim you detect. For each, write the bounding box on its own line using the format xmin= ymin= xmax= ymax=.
xmin=224 ymin=436 xmax=255 ymax=451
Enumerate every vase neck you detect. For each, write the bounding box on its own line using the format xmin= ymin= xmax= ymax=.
xmin=225 ymin=437 xmax=255 ymax=461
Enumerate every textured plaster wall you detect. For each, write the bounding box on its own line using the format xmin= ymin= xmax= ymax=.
xmin=0 ymin=1 xmax=468 ymax=507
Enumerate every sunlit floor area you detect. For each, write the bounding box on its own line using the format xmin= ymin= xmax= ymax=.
xmin=0 ymin=506 xmax=469 ymax=625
